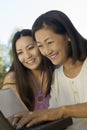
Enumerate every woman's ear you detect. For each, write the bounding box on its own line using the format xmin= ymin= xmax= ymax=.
xmin=68 ymin=37 xmax=71 ymax=42
xmin=66 ymin=34 xmax=71 ymax=42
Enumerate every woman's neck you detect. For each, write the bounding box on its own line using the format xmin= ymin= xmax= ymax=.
xmin=63 ymin=58 xmax=84 ymax=78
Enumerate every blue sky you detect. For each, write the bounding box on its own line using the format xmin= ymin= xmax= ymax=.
xmin=0 ymin=0 xmax=87 ymax=44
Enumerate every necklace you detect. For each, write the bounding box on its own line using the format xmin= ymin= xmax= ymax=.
xmin=30 ymin=71 xmax=44 ymax=102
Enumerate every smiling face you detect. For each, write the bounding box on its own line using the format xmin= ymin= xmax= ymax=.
xmin=16 ymin=36 xmax=42 ymax=70
xmin=35 ymin=27 xmax=70 ymax=66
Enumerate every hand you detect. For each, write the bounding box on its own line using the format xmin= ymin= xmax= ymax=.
xmin=8 ymin=110 xmax=29 ymax=128
xmin=16 ymin=107 xmax=65 ymax=129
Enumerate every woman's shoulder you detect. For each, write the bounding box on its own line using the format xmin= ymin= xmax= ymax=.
xmin=2 ymin=71 xmax=19 ymax=95
xmin=54 ymin=65 xmax=63 ymax=73
xmin=2 ymin=71 xmax=16 ymax=89
xmin=52 ymin=65 xmax=63 ymax=81
xmin=3 ymin=71 xmax=16 ymax=84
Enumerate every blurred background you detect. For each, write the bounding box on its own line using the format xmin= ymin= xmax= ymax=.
xmin=0 ymin=0 xmax=87 ymax=87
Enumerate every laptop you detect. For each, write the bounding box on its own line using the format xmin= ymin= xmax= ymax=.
xmin=0 ymin=88 xmax=28 ymax=118
xmin=20 ymin=117 xmax=73 ymax=130
xmin=0 ymin=111 xmax=16 ymax=130
xmin=0 ymin=110 xmax=73 ymax=130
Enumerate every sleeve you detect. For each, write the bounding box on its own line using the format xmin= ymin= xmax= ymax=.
xmin=49 ymin=70 xmax=59 ymax=109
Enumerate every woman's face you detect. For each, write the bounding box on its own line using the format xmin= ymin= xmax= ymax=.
xmin=35 ymin=27 xmax=70 ymax=66
xmin=16 ymin=36 xmax=42 ymax=70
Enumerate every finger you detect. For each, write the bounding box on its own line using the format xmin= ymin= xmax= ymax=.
xmin=16 ymin=112 xmax=33 ymax=129
xmin=26 ymin=117 xmax=45 ymax=127
xmin=14 ymin=112 xmax=25 ymax=118
xmin=12 ymin=111 xmax=30 ymax=127
xmin=12 ymin=117 xmax=19 ymax=126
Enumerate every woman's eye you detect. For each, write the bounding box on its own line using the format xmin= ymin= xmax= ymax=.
xmin=27 ymin=46 xmax=34 ymax=50
xmin=17 ymin=52 xmax=22 ymax=55
xmin=38 ymin=44 xmax=43 ymax=48
xmin=48 ymin=41 xmax=54 ymax=44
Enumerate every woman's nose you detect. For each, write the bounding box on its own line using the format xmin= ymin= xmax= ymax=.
xmin=24 ymin=51 xmax=32 ymax=59
xmin=43 ymin=47 xmax=52 ymax=56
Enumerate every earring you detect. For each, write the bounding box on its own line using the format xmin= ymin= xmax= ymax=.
xmin=68 ymin=38 xmax=71 ymax=42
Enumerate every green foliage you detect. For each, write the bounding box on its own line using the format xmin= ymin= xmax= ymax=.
xmin=0 ymin=43 xmax=10 ymax=87
xmin=0 ymin=28 xmax=21 ymax=87
xmin=0 ymin=64 xmax=6 ymax=88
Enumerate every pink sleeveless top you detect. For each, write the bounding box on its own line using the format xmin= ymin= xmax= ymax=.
xmin=34 ymin=92 xmax=50 ymax=110
xmin=30 ymin=71 xmax=50 ymax=110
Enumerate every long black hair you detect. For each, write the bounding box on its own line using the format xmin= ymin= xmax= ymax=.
xmin=32 ymin=10 xmax=87 ymax=63
xmin=12 ymin=29 xmax=54 ymax=110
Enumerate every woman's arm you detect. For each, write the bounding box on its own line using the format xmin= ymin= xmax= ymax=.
xmin=14 ymin=102 xmax=87 ymax=129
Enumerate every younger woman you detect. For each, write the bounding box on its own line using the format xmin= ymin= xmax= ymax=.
xmin=2 ymin=29 xmax=54 ymax=111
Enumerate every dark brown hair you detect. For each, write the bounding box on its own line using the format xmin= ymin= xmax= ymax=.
xmin=32 ymin=10 xmax=87 ymax=63
xmin=12 ymin=29 xmax=54 ymax=110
